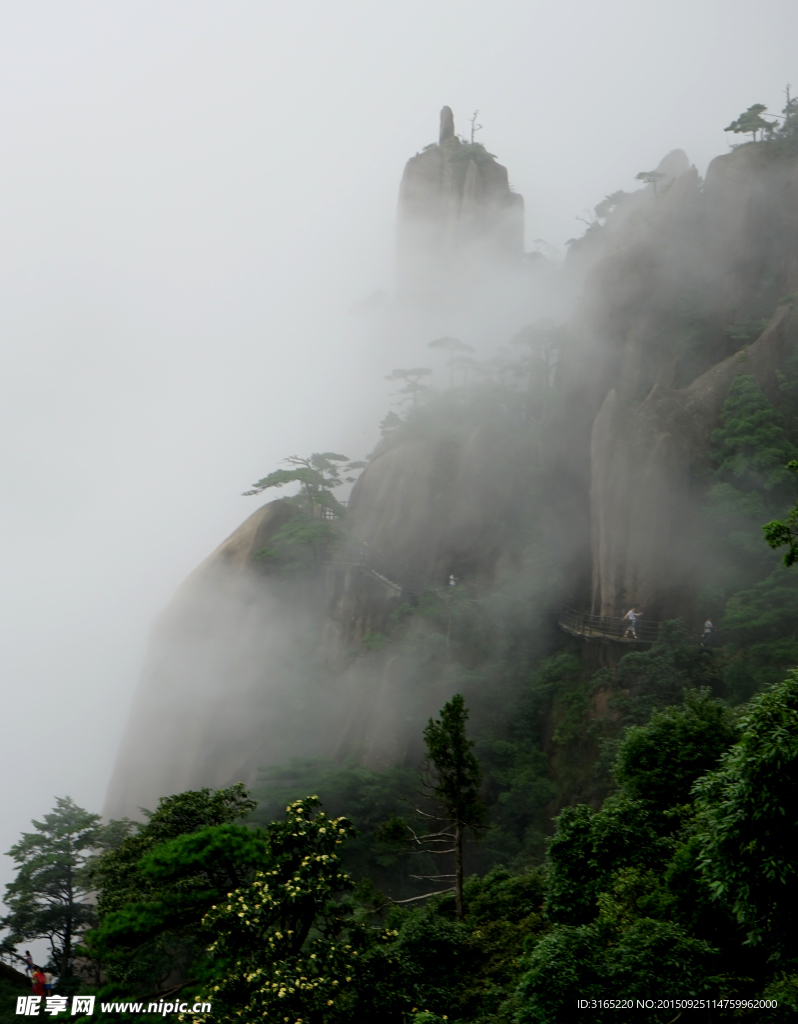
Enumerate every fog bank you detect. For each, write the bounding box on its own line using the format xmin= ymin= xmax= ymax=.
xmin=2 ymin=0 xmax=798 ymax=891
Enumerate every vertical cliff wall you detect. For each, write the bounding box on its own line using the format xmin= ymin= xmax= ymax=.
xmin=577 ymin=146 xmax=798 ymax=619
xmin=105 ymin=124 xmax=798 ymax=819
xmin=104 ymin=500 xmax=339 ymax=817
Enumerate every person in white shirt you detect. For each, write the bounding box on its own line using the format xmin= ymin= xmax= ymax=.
xmin=623 ymin=607 xmax=640 ymax=638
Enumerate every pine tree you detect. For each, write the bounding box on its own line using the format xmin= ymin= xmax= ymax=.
xmin=1 ymin=797 xmax=103 ymax=978
xmin=422 ymin=695 xmax=487 ymax=920
xmin=724 ymin=103 xmax=775 ymax=142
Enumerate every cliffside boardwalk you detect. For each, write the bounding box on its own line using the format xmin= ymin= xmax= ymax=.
xmin=558 ymin=607 xmax=706 ymax=646
xmin=324 ymin=541 xmax=431 ymax=598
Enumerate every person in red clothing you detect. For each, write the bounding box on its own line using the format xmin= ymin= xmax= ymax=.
xmin=31 ymin=969 xmax=46 ymax=996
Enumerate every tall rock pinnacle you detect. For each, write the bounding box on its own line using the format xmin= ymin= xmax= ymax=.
xmin=396 ymin=106 xmax=524 ymax=296
xmin=439 ymin=105 xmax=455 ymax=144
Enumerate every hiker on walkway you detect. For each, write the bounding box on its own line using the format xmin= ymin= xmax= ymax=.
xmin=701 ymin=619 xmax=713 ymax=647
xmin=623 ymin=607 xmax=640 ymax=638
xmin=31 ymin=968 xmax=46 ymax=996
xmin=23 ymin=951 xmax=33 ymax=977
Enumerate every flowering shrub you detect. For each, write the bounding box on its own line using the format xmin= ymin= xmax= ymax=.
xmin=186 ymin=797 xmax=375 ymax=1023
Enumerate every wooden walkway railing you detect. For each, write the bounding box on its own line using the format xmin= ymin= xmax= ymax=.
xmin=558 ymin=607 xmax=663 ymax=644
xmin=558 ymin=607 xmax=716 ymax=646
xmin=324 ymin=544 xmax=433 ymax=596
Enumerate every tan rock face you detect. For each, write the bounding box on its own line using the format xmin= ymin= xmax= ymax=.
xmin=104 ymin=115 xmax=535 ymax=815
xmin=106 ymin=135 xmax=798 ymax=815
xmin=396 ymin=108 xmax=524 ymax=295
xmin=346 ymin=418 xmax=528 ymax=590
xmin=104 ymin=409 xmax=544 ymax=816
xmin=582 ymin=147 xmax=798 ymax=620
xmin=103 ymin=500 xmax=329 ymax=818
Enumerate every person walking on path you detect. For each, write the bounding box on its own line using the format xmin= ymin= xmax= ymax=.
xmin=31 ymin=968 xmax=46 ymax=996
xmin=701 ymin=619 xmax=713 ymax=647
xmin=623 ymin=607 xmax=640 ymax=638
xmin=23 ymin=951 xmax=33 ymax=977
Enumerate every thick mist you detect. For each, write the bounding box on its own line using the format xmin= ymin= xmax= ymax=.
xmin=3 ymin=0 xmax=798 ymax=900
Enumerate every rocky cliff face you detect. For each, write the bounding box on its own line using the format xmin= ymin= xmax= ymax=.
xmin=104 ymin=500 xmax=330 ymax=817
xmin=104 ymin=114 xmax=536 ymax=818
xmin=397 ymin=106 xmax=524 ymax=296
xmin=105 ymin=419 xmax=546 ymax=818
xmin=105 ymin=128 xmax=798 ymax=817
xmin=575 ymin=146 xmax=798 ymax=619
xmin=347 ymin=420 xmax=524 ymax=587
xmin=590 ymin=304 xmax=794 ymax=620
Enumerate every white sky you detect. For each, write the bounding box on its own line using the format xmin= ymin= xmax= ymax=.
xmin=1 ymin=0 xmax=797 ymax=915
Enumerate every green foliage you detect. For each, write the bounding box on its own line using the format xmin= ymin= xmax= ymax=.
xmin=594 ymin=190 xmax=627 ymax=220
xmin=669 ymin=289 xmax=732 ymax=388
xmin=477 ymin=736 xmax=554 ymax=866
xmin=694 ymin=670 xmax=798 ymax=956
xmin=514 ymin=682 xmax=779 ymax=1020
xmin=0 ymin=965 xmax=30 ymax=1024
xmin=244 ymin=452 xmax=361 ymax=571
xmin=612 ymin=688 xmax=738 ymax=811
xmin=378 ymin=869 xmax=546 ymax=1024
xmin=720 ymin=567 xmax=798 ymax=698
xmin=1 ymin=797 xmax=106 ymax=979
xmin=762 ymin=972 xmax=798 ymax=1019
xmin=724 ymin=103 xmax=776 ymax=141
xmin=244 ymin=452 xmax=363 ymax=513
xmin=763 ymin=459 xmax=798 ymax=566
xmin=255 ymin=514 xmax=340 ymax=573
xmin=188 ymin=797 xmax=367 ymax=1024
xmin=543 ymin=804 xmax=598 ymax=925
xmin=385 ymin=368 xmax=433 ymax=408
xmin=612 ymin=620 xmax=721 ymax=723
xmin=721 ymin=561 xmax=798 ymax=638
xmin=423 ymin=695 xmax=486 ymax=835
xmin=372 ymin=696 xmax=491 ymax=924
xmin=545 ymin=798 xmax=670 ymax=927
xmin=515 ymin=917 xmax=718 ymax=1023
xmin=88 ymin=784 xmax=255 ymax=996
xmin=11 ymin=666 xmax=792 ymax=1020
xmin=711 ymin=375 xmax=798 ymax=492
xmin=763 ymin=510 xmax=798 ymax=565
xmin=724 ymin=90 xmax=798 ymax=157
xmin=634 ymin=169 xmax=665 ymax=192
xmin=545 ymin=687 xmax=737 ymax=929
xmin=517 ymin=652 xmax=581 ymax=725
xmin=693 ymin=374 xmax=798 ymax=695
xmin=227 ymin=676 xmax=796 ymax=1020
xmin=251 ymin=759 xmax=418 ymax=892
xmin=703 ymin=375 xmax=796 ymax=601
